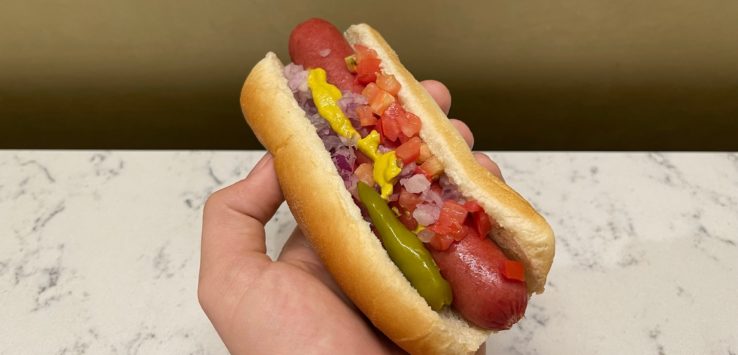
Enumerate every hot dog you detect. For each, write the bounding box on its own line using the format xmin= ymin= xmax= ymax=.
xmin=240 ymin=19 xmax=555 ymax=355
xmin=288 ymin=19 xmax=531 ymax=328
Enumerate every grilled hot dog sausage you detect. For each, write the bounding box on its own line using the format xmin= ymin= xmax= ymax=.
xmin=430 ymin=235 xmax=528 ymax=330
xmin=289 ymin=18 xmax=362 ymax=93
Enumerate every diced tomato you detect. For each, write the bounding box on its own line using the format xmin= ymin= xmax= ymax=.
xmin=356 ymin=57 xmax=380 ymax=79
xmin=398 ymin=209 xmax=418 ymax=231
xmin=355 ymin=163 xmax=374 ymax=186
xmin=473 ymin=211 xmax=492 ymax=238
xmin=428 ymin=233 xmax=455 ymax=251
xmin=399 ymin=111 xmax=421 ymax=143
xmin=376 ymin=73 xmax=401 ymax=96
xmin=380 ymin=112 xmax=402 ymax=142
xmin=431 ymin=223 xmax=465 ymax=241
xmin=417 ymin=156 xmax=443 ymax=179
xmin=356 ymin=56 xmax=381 ymax=74
xmin=356 ymin=105 xmax=377 ymax=127
xmin=502 ymin=260 xmax=526 ymax=282
xmin=369 ymin=89 xmax=395 ymax=115
xmin=430 ymin=200 xmax=468 ymax=238
xmin=356 ymin=72 xmax=377 ymax=85
xmin=443 ymin=201 xmax=468 ymax=225
xmin=398 ymin=188 xmax=423 ymax=212
xmin=395 ymin=137 xmax=422 ymax=164
xmin=382 ymin=102 xmax=405 ymax=119
xmin=355 ymin=150 xmax=372 ymax=166
xmin=397 ymin=133 xmax=409 ymax=144
xmin=462 ymin=199 xmax=494 ymax=239
xmin=464 ymin=200 xmax=482 ymax=213
xmin=354 ymin=44 xmax=379 ymax=63
xmin=450 ymin=226 xmax=467 ymax=241
xmin=353 ymin=44 xmax=381 ymax=88
xmin=415 ymin=165 xmax=429 ymax=180
xmin=371 ymin=126 xmax=397 ymax=149
xmin=399 ymin=112 xmax=422 ymax=138
xmin=417 ymin=143 xmax=431 ymax=163
xmin=362 ymin=82 xmax=379 ymax=101
xmin=462 ymin=225 xmax=479 ymax=241
xmin=374 ymin=117 xmax=384 ymax=140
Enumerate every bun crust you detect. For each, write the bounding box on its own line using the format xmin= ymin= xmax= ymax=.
xmin=240 ymin=25 xmax=554 ymax=355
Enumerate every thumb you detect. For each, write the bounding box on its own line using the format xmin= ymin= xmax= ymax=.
xmin=200 ymin=153 xmax=283 ymax=277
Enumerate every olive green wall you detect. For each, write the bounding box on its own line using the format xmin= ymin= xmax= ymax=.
xmin=2 ymin=0 xmax=737 ymax=149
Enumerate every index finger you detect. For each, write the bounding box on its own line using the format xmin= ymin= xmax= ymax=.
xmin=420 ymin=80 xmax=451 ymax=115
xmin=420 ymin=80 xmax=474 ymax=147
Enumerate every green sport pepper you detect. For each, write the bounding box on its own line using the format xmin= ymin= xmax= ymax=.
xmin=357 ymin=181 xmax=453 ymax=311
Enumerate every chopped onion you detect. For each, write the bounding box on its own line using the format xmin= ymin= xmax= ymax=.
xmin=421 ymin=189 xmax=443 ymax=207
xmin=400 ymin=174 xmax=431 ymax=194
xmin=333 ymin=147 xmax=356 ymax=172
xmin=310 ymin=112 xmax=331 ymax=138
xmin=338 ymin=92 xmax=368 ymax=129
xmin=378 ymin=145 xmax=393 ymax=154
xmin=439 ymin=174 xmax=463 ymax=201
xmin=399 ymin=162 xmax=417 ymax=178
xmin=322 ymin=135 xmax=343 ymax=151
xmin=345 ymin=174 xmax=359 ymax=199
xmin=284 ymin=61 xmax=364 ymax=204
xmin=413 ymin=203 xmax=440 ymax=226
xmin=284 ymin=63 xmax=310 ymax=96
xmin=417 ymin=229 xmax=436 ymax=243
xmin=358 ymin=127 xmax=371 ymax=137
xmin=319 ymin=48 xmax=331 ymax=57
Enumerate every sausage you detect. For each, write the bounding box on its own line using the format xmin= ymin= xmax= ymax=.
xmin=288 ymin=18 xmax=362 ymax=93
xmin=430 ymin=236 xmax=529 ymax=330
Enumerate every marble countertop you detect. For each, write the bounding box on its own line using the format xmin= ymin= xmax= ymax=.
xmin=1 ymin=151 xmax=736 ymax=354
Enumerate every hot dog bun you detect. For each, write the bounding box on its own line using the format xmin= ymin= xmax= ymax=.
xmin=240 ymin=24 xmax=555 ymax=355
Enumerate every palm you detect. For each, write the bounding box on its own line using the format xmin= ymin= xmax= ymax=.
xmin=235 ymin=260 xmax=397 ymax=353
xmin=201 ymin=222 xmax=401 ymax=354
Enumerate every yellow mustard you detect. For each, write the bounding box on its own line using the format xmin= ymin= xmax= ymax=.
xmin=358 ymin=130 xmax=400 ymax=199
xmin=357 ymin=130 xmax=379 ymax=160
xmin=374 ymin=151 xmax=402 ymax=199
xmin=308 ymin=68 xmax=401 ymax=200
xmin=307 ymin=68 xmax=359 ymax=140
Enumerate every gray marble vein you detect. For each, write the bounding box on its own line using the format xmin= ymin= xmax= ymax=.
xmin=1 ymin=151 xmax=736 ymax=355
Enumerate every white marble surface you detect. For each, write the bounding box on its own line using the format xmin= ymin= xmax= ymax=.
xmin=1 ymin=151 xmax=736 ymax=355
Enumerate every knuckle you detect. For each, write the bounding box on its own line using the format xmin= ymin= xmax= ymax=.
xmin=197 ymin=275 xmax=212 ymax=312
xmin=203 ymin=188 xmax=227 ymax=214
xmin=474 ymin=152 xmax=504 ymax=179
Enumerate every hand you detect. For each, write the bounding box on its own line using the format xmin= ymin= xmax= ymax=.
xmin=198 ymin=81 xmax=503 ymax=354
